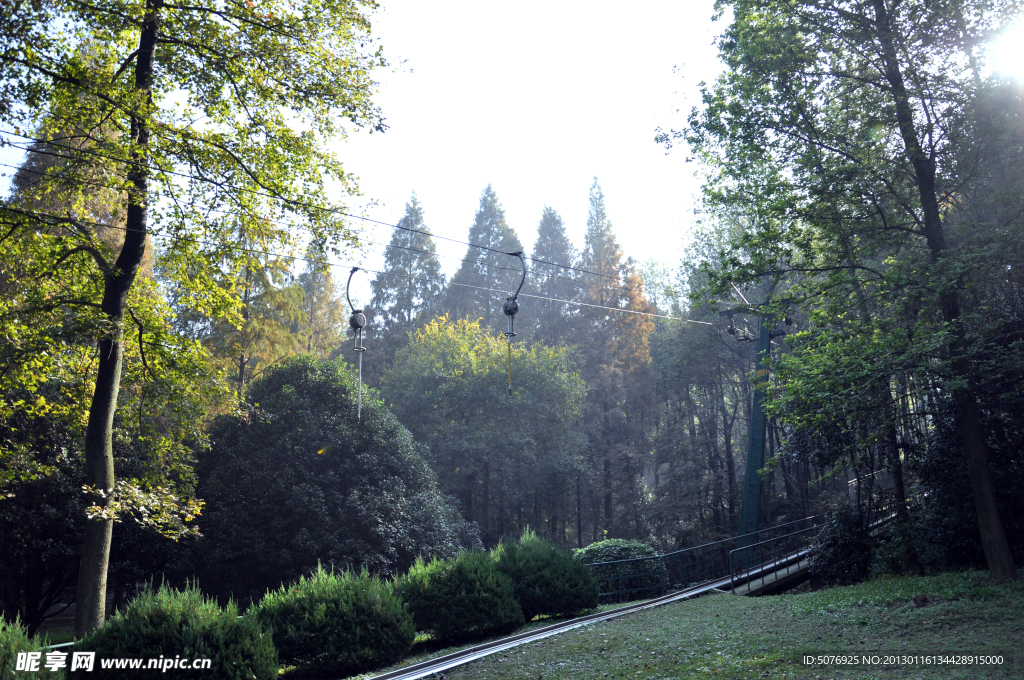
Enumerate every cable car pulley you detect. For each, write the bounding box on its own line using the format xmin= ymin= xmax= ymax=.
xmin=502 ymin=252 xmax=526 ymax=396
xmin=346 ymin=267 xmax=367 ymax=421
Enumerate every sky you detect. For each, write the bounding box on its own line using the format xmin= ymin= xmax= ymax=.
xmin=5 ymin=3 xmax=1022 ymax=304
xmin=335 ymin=0 xmax=729 ymax=301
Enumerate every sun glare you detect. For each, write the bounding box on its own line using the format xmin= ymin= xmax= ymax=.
xmin=988 ymin=20 xmax=1024 ymax=81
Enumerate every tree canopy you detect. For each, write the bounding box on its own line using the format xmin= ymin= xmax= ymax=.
xmin=196 ymin=355 xmax=477 ymax=602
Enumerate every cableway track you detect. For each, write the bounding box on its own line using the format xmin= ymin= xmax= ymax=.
xmin=366 ymin=547 xmax=809 ymax=680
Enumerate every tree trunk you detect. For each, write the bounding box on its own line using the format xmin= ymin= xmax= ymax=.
xmin=75 ymin=0 xmax=160 ymax=638
xmin=603 ymin=457 xmax=613 ymax=536
xmin=872 ymin=0 xmax=1016 ymax=581
xmin=576 ymin=474 xmax=583 ymax=548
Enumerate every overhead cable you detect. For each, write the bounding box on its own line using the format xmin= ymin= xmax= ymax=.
xmin=1 ymin=131 xmax=622 ymax=282
xmin=0 ymin=204 xmax=712 ymax=324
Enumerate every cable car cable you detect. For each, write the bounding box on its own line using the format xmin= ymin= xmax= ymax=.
xmin=2 ymin=204 xmax=714 ymax=325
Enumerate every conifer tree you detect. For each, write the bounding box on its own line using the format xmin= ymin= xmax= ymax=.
xmin=446 ymin=186 xmax=524 ymax=332
xmin=527 ymin=207 xmax=579 ymax=344
xmin=366 ymin=196 xmax=445 ymax=381
xmin=296 ymin=244 xmax=346 ymax=358
xmin=579 ymin=179 xmax=625 ymax=313
xmin=205 ymin=240 xmax=306 ymax=396
xmin=575 ymin=180 xmax=654 ymax=539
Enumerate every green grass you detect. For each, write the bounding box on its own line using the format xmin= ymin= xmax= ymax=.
xmin=378 ymin=570 xmax=1024 ymax=680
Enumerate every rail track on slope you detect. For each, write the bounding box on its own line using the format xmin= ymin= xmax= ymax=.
xmin=367 ymin=546 xmax=808 ymax=680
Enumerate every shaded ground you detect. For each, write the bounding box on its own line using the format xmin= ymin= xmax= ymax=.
xmin=363 ymin=570 xmax=1022 ymax=680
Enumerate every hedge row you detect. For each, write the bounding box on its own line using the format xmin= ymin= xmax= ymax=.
xmin=8 ymin=532 xmax=604 ymax=678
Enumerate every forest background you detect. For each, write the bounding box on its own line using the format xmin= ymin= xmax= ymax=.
xmin=1 ymin=0 xmax=1023 ymax=639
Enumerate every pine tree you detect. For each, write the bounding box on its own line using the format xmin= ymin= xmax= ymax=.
xmin=205 ymin=240 xmax=305 ymax=397
xmin=365 ymin=196 xmax=446 ymax=382
xmin=296 ymin=244 xmax=346 ymax=358
xmin=575 ymin=180 xmax=654 ymax=540
xmin=579 ymin=179 xmax=625 ymax=313
xmin=446 ymin=186 xmax=524 ymax=332
xmin=526 ymin=207 xmax=579 ymax=344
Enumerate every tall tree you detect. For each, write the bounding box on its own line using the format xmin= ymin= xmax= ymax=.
xmin=382 ymin=316 xmax=587 ymax=547
xmin=446 ymin=186 xmax=525 ymax=332
xmin=574 ymin=180 xmax=655 ymax=539
xmin=526 ymin=206 xmax=579 ymax=345
xmin=680 ymin=0 xmax=1021 ymax=578
xmin=366 ymin=195 xmax=445 ymax=381
xmin=1 ymin=0 xmax=385 ymax=635
xmin=295 ymin=243 xmax=346 ymax=358
xmin=205 ymin=249 xmax=305 ymax=395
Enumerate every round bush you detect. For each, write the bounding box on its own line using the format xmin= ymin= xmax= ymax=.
xmin=253 ymin=565 xmax=414 ymax=677
xmin=1 ymin=616 xmax=47 ymax=678
xmin=396 ymin=552 xmax=524 ymax=643
xmin=70 ymin=584 xmax=276 ymax=680
xmin=574 ymin=538 xmax=660 ymax=600
xmin=196 ymin=356 xmax=477 ymax=604
xmin=493 ymin=529 xmax=599 ymax=621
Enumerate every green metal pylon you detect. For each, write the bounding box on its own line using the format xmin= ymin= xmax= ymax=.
xmin=737 ymin=315 xmax=771 ymax=550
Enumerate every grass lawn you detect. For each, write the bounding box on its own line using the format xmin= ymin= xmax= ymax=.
xmin=398 ymin=570 xmax=1022 ymax=680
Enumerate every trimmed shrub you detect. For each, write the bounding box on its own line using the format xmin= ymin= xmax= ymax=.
xmin=1 ymin=616 xmax=50 ymax=679
xmin=396 ymin=552 xmax=524 ymax=642
xmin=253 ymin=565 xmax=414 ymax=677
xmin=493 ymin=529 xmax=599 ymax=621
xmin=197 ymin=356 xmax=477 ymax=604
xmin=574 ymin=539 xmax=660 ymax=600
xmin=810 ymin=504 xmax=873 ymax=586
xmin=70 ymin=584 xmax=276 ymax=680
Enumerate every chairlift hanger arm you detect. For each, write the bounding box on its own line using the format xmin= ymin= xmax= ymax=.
xmin=346 ymin=266 xmax=360 ymax=312
xmin=509 ymin=251 xmax=526 ymax=299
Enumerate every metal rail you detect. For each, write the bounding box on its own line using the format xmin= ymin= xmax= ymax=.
xmin=587 ymin=514 xmax=823 ymax=601
xmin=366 ymin=575 xmax=734 ymax=680
xmin=728 ymin=526 xmax=819 ymax=594
xmin=367 ymin=538 xmax=818 ymax=680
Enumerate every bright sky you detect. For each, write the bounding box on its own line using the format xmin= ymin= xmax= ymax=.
xmin=7 ymin=3 xmax=1020 ymax=304
xmin=338 ymin=0 xmax=728 ymax=301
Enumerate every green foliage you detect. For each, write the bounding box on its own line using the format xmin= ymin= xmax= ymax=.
xmin=0 ymin=378 xmax=201 ymax=634
xmin=525 ymin=207 xmax=579 ymax=345
xmin=910 ymin=409 xmax=1024 ymax=572
xmin=253 ymin=565 xmax=413 ymax=677
xmin=445 ymin=185 xmax=525 ymax=331
xmin=368 ymin=196 xmax=446 ymax=363
xmin=71 ymin=584 xmax=277 ymax=680
xmin=396 ymin=552 xmax=524 ymax=642
xmin=383 ymin=316 xmax=587 ymax=546
xmin=574 ymin=539 xmax=661 ymax=600
xmin=573 ymin=536 xmax=659 ymax=602
xmin=0 ymin=617 xmax=48 ymax=679
xmin=492 ymin=529 xmax=598 ymax=622
xmin=196 ymin=355 xmax=476 ymax=603
xmin=574 ymin=538 xmax=657 ymax=564
xmin=809 ymin=504 xmax=872 ymax=587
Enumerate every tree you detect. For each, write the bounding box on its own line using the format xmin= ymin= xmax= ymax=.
xmin=195 ymin=355 xmax=477 ymax=603
xmin=446 ymin=186 xmax=525 ymax=331
xmin=679 ymin=0 xmax=1021 ymax=579
xmin=295 ymin=243 xmax=347 ymax=359
xmin=526 ymin=206 xmax=579 ymax=345
xmin=204 ymin=248 xmax=305 ymax=396
xmin=574 ymin=180 xmax=656 ymax=540
xmin=366 ymin=195 xmax=445 ymax=382
xmin=381 ymin=316 xmax=588 ymax=546
xmin=1 ymin=0 xmax=385 ymax=634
